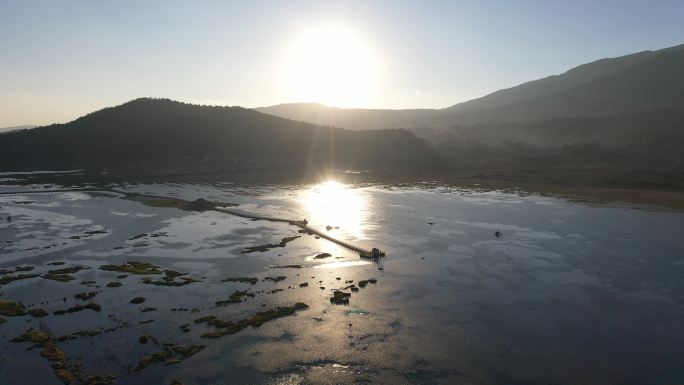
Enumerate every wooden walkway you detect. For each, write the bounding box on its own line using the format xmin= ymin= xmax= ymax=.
xmin=0 ymin=188 xmax=100 ymax=195
xmin=0 ymin=188 xmax=385 ymax=260
xmin=0 ymin=188 xmax=384 ymax=259
xmin=214 ymin=206 xmax=380 ymax=258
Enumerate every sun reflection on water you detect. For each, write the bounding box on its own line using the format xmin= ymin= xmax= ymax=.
xmin=300 ymin=181 xmax=369 ymax=239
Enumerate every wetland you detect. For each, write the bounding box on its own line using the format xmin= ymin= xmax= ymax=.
xmin=1 ymin=178 xmax=683 ymax=384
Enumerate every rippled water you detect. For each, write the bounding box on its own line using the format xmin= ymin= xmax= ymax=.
xmin=1 ymin=181 xmax=683 ymax=384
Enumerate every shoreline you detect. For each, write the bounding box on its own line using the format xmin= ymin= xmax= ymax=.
xmin=441 ymin=178 xmax=684 ymax=211
xmin=356 ymin=175 xmax=684 ymax=212
xmin=2 ymin=168 xmax=684 ymax=211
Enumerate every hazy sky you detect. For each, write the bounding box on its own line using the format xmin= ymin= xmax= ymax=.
xmin=1 ymin=0 xmax=683 ymax=126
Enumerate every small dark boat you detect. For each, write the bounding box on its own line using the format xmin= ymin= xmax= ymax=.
xmin=360 ymin=247 xmax=385 ymax=259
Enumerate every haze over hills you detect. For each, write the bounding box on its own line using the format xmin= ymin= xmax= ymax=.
xmin=0 ymin=98 xmax=442 ymax=176
xmin=257 ymin=42 xmax=684 ymax=190
xmin=254 ymin=103 xmax=438 ymax=131
xmin=419 ymin=43 xmax=684 ymax=187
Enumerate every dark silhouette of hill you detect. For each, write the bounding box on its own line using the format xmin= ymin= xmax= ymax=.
xmin=434 ymin=43 xmax=684 ymax=126
xmin=441 ymin=50 xmax=656 ymax=115
xmin=0 ymin=98 xmax=443 ymax=175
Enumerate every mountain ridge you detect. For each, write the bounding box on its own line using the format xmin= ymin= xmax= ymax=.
xmin=256 ymin=42 xmax=684 ymax=130
xmin=0 ymin=98 xmax=443 ymax=175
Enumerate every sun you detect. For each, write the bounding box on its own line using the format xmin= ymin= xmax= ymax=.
xmin=282 ymin=26 xmax=379 ymax=108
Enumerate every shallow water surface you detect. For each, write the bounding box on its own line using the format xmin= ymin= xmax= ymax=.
xmin=1 ymin=181 xmax=683 ymax=385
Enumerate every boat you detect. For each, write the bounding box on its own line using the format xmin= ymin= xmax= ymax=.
xmin=360 ymin=247 xmax=385 ymax=259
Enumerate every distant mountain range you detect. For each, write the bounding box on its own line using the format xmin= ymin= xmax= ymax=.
xmin=257 ymin=43 xmax=684 ymax=147
xmin=255 ymin=43 xmax=684 ymax=190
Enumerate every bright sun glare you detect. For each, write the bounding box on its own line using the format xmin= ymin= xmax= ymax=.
xmin=283 ymin=26 xmax=379 ymax=107
xmin=302 ymin=180 xmax=369 ymax=240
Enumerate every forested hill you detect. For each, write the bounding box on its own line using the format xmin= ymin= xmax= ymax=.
xmin=0 ymin=98 xmax=443 ymax=174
